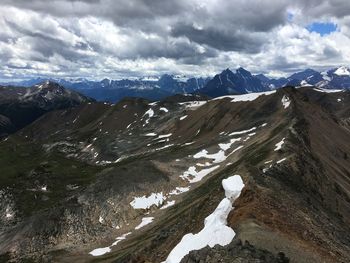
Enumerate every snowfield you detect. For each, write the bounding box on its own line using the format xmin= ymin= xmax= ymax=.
xmin=164 ymin=175 xmax=245 ymax=263
xmin=130 ymin=192 xmax=165 ymax=209
xmin=214 ymin=90 xmax=276 ymax=102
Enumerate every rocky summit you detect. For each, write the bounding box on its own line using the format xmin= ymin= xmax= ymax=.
xmin=0 ymin=84 xmax=349 ymax=263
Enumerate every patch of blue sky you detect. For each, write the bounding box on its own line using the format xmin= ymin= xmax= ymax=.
xmin=306 ymin=22 xmax=337 ymax=36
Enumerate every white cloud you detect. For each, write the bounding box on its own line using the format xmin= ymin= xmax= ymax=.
xmin=0 ymin=1 xmax=349 ymax=80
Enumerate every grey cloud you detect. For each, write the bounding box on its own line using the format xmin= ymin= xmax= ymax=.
xmin=322 ymin=46 xmax=341 ymax=59
xmin=266 ymin=55 xmax=305 ymax=73
xmin=295 ymin=0 xmax=350 ymax=19
xmin=0 ymin=0 xmax=350 ymax=79
xmin=4 ymin=20 xmax=89 ymax=62
xmin=171 ymin=23 xmax=266 ymax=53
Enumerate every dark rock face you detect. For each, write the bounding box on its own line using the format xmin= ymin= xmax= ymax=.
xmin=181 ymin=240 xmax=290 ymax=263
xmin=199 ymin=68 xmax=268 ymax=97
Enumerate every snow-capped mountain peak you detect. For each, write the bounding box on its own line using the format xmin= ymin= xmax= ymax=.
xmin=334 ymin=66 xmax=350 ymax=76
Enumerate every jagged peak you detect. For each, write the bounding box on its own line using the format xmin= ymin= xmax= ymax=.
xmin=236 ymin=67 xmax=252 ymax=76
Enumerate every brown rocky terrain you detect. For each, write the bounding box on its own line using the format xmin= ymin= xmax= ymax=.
xmin=0 ymin=86 xmax=349 ymax=263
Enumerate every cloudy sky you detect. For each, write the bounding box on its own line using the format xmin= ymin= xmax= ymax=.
xmin=1 ymin=0 xmax=350 ymax=80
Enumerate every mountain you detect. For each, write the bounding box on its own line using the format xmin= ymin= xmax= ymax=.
xmin=255 ymin=73 xmax=270 ymax=83
xmin=0 ymin=86 xmax=349 ymax=262
xmin=317 ymin=66 xmax=350 ymax=89
xmin=3 ymin=66 xmax=350 ymax=105
xmin=198 ymin=68 xmax=268 ymax=97
xmin=3 ymin=66 xmax=350 ymax=104
xmin=3 ymin=75 xmax=210 ymax=103
xmin=0 ymin=81 xmax=93 ymax=137
xmin=259 ymin=67 xmax=350 ymax=90
xmin=255 ymin=74 xmax=288 ymax=90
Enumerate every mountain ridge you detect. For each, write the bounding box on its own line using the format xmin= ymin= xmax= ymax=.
xmin=2 ymin=66 xmax=350 ymax=103
xmin=0 ymin=86 xmax=349 ymax=262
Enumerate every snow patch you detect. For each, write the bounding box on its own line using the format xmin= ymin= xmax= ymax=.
xmin=89 ymin=247 xmax=111 ymax=256
xmin=214 ymin=90 xmax=276 ymax=102
xmin=180 ymin=115 xmax=188 ymax=120
xmin=160 ymin=200 xmax=176 ymax=209
xmin=164 ymin=175 xmax=244 ymax=263
xmin=89 ymin=232 xmax=132 ymax=257
xmin=179 ymin=101 xmax=207 ymax=109
xmin=334 ymin=66 xmax=350 ymax=76
xmin=111 ymin=232 xmax=132 ymax=246
xmin=181 ymin=166 xmax=220 ymax=183
xmin=321 ymin=71 xmax=331 ymax=81
xmin=143 ymin=108 xmax=155 ymax=124
xmin=218 ymin=138 xmax=241 ymax=151
xmin=135 ymin=217 xmax=154 ymax=230
xmin=193 ymin=149 xmax=226 ymax=163
xmin=300 ymin=80 xmax=312 ymax=87
xmin=169 ymin=187 xmax=190 ymax=195
xmin=145 ymin=133 xmax=157 ymax=136
xmin=281 ymin=95 xmax=291 ymax=109
xmin=277 ymin=158 xmax=287 ymax=164
xmin=228 ymin=127 xmax=256 ymax=136
xmin=130 ymin=192 xmax=165 ymax=209
xmin=155 ymin=133 xmax=172 ymax=139
xmin=314 ymin=88 xmax=343 ymax=93
xmin=160 ymin=107 xmax=169 ymax=113
xmin=274 ymin=138 xmax=285 ymax=151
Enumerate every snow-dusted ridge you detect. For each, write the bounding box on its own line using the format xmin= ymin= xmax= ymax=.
xmin=164 ymin=175 xmax=245 ymax=263
xmin=89 ymin=124 xmax=265 ymax=257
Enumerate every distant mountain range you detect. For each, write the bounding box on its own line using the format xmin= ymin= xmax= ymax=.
xmin=2 ymin=66 xmax=350 ymax=102
xmin=3 ymin=75 xmax=210 ymax=103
